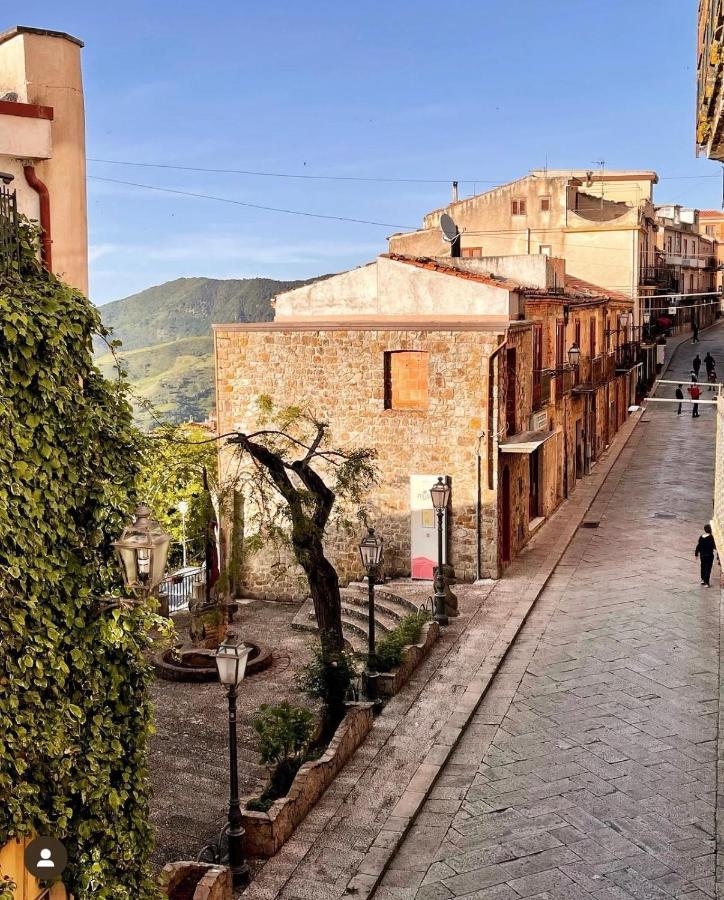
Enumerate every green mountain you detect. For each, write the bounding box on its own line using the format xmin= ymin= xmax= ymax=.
xmin=94 ymin=276 xmax=314 ymax=426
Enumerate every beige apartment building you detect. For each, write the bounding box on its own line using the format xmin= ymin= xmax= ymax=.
xmin=215 ymin=252 xmax=637 ymax=599
xmin=388 ymin=170 xmax=659 ymax=323
xmin=0 ymin=26 xmax=88 ymax=293
xmin=653 ymin=205 xmax=718 ymax=330
xmin=700 ymin=209 xmax=724 ymax=292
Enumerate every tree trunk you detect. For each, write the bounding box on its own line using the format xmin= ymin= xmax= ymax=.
xmin=301 ymin=548 xmax=344 ymax=654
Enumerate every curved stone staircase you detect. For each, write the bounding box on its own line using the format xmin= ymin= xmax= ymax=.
xmin=292 ymin=583 xmax=426 ymax=654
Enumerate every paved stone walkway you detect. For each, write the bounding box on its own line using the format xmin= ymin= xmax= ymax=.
xmin=377 ymin=330 xmax=722 ymax=899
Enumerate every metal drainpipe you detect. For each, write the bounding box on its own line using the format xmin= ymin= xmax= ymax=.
xmin=23 ymin=163 xmax=52 ymax=272
xmin=480 ymin=338 xmax=507 ymax=580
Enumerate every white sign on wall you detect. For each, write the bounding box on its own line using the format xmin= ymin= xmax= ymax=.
xmin=410 ymin=474 xmax=449 ymax=580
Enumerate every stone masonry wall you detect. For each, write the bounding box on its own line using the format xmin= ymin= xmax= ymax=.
xmin=215 ymin=326 xmax=503 ymax=598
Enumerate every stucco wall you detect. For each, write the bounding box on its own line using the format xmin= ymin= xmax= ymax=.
xmin=0 ymin=30 xmax=88 ymax=294
xmin=273 ymin=256 xmax=517 ymax=321
xmin=215 ymin=324 xmax=504 ymax=596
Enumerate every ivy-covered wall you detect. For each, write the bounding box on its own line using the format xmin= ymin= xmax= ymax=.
xmin=0 ymin=225 xmax=160 ymax=899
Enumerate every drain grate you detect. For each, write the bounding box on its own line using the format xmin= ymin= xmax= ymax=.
xmin=652 ymin=512 xmax=676 ymax=519
xmin=581 ymin=521 xmax=600 ymax=529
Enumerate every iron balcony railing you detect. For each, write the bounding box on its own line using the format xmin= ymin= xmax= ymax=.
xmin=573 ymin=353 xmax=617 ymax=389
xmin=158 ymin=566 xmax=204 ymax=615
xmin=640 ymin=266 xmax=677 ymax=290
xmin=553 ymin=365 xmax=575 ymax=400
xmin=532 ymin=369 xmax=553 ymax=409
xmin=615 ymin=341 xmax=640 ymax=371
xmin=0 ymin=184 xmax=20 ymax=274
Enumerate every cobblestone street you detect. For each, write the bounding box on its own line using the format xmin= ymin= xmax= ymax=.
xmin=376 ymin=328 xmax=723 ymax=900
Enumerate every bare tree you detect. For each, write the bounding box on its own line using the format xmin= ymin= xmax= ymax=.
xmin=228 ymin=401 xmax=376 ymax=654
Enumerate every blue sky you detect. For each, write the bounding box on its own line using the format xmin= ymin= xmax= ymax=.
xmin=19 ymin=0 xmax=722 ymax=303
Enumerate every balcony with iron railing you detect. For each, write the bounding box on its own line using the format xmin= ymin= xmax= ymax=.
xmin=553 ymin=365 xmax=575 ymax=400
xmin=572 ymin=352 xmax=617 ymax=391
xmin=640 ymin=266 xmax=678 ymax=290
xmin=614 ymin=341 xmax=640 ymax=371
xmin=532 ymin=369 xmax=553 ymax=410
xmin=0 ymin=184 xmax=20 ymax=274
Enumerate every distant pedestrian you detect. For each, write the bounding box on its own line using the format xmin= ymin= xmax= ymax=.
xmin=692 ymin=321 xmax=700 ymax=343
xmin=710 ymin=368 xmax=718 ymax=392
xmin=688 ymin=382 xmax=701 ymax=417
xmin=676 ymin=384 xmax=684 ymax=415
xmin=694 ymin=354 xmax=702 ymax=378
xmin=691 ymin=370 xmax=698 ymax=383
xmin=695 ymin=524 xmax=718 ymax=587
xmin=705 ymin=352 xmax=715 ymax=374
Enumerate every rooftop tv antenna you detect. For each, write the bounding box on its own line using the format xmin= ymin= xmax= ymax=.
xmin=440 ymin=212 xmax=461 ymax=258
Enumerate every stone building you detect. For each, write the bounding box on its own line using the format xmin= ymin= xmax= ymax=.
xmin=214 ymin=253 xmax=637 ymax=599
xmin=699 ymin=209 xmax=724 ymax=294
xmin=0 ymin=25 xmax=88 ymax=293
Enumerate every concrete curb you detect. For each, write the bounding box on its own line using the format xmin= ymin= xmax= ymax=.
xmin=347 ymin=407 xmax=647 ymax=899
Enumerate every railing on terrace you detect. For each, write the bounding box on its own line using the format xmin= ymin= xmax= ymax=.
xmin=615 ymin=341 xmax=640 ymax=371
xmin=554 ymin=365 xmax=575 ymax=400
xmin=532 ymin=369 xmax=553 ymax=409
xmin=574 ymin=353 xmax=618 ymax=389
xmin=0 ymin=185 xmax=20 ymax=274
xmin=640 ymin=266 xmax=677 ymax=290
xmin=158 ymin=566 xmax=204 ymax=615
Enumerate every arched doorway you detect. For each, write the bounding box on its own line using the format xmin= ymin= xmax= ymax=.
xmin=501 ymin=464 xmax=511 ymax=566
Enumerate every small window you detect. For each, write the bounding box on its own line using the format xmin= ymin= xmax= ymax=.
xmin=706 ymin=225 xmax=715 ymax=236
xmin=540 ymin=196 xmax=551 ymax=212
xmin=461 ymin=246 xmax=483 ymax=257
xmin=384 ymin=351 xmax=429 ymax=410
xmin=539 ymin=245 xmax=552 ymax=256
xmin=511 ymin=198 xmax=527 ymax=216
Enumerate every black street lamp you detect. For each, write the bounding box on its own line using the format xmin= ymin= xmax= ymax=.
xmin=430 ymin=478 xmax=450 ymax=626
xmin=215 ymin=634 xmax=252 ymax=888
xmin=359 ymin=527 xmax=384 ymax=700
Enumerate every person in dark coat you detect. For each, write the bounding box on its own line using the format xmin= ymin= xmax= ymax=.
xmin=692 ymin=321 xmax=700 ymax=343
xmin=676 ymin=384 xmax=684 ymax=415
xmin=693 ymin=354 xmax=702 ymax=378
xmin=705 ymin=352 xmax=715 ymax=376
xmin=695 ymin=524 xmax=718 ymax=587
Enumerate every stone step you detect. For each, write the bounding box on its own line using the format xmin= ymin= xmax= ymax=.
xmin=340 ymin=591 xmax=408 ymax=624
xmin=343 ymin=584 xmax=423 ymax=616
xmin=339 ymin=601 xmax=397 ymax=634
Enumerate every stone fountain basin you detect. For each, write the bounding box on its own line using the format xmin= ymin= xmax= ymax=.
xmin=154 ymin=641 xmax=272 ymax=682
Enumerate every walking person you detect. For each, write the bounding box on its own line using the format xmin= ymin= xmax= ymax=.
xmin=709 ymin=367 xmax=717 ymax=393
xmin=695 ymin=524 xmax=718 ymax=587
xmin=705 ymin=352 xmax=715 ymax=377
xmin=688 ymin=381 xmax=701 ymax=417
xmin=692 ymin=320 xmax=700 ymax=343
xmin=693 ymin=354 xmax=702 ymax=379
xmin=676 ymin=384 xmax=684 ymax=415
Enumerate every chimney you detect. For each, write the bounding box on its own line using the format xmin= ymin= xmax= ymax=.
xmin=451 ymin=180 xmax=459 ymax=203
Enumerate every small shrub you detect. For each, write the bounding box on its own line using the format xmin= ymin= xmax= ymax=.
xmin=377 ymin=610 xmax=431 ymax=673
xmin=298 ymin=642 xmax=355 ymax=739
xmin=246 ymin=702 xmax=315 ymax=810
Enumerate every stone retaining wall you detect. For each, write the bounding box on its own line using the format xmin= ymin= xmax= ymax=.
xmin=376 ymin=620 xmax=440 ymax=697
xmin=241 ymin=702 xmax=374 ymax=857
xmin=161 ymin=862 xmax=232 ymax=900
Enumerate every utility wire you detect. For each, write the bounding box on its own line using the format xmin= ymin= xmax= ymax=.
xmin=87 ymin=158 xmax=501 ymax=185
xmin=87 ymin=175 xmax=417 ymax=229
xmin=87 ymin=157 xmax=723 ymax=184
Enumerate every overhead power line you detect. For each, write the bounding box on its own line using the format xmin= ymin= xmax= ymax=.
xmin=87 ymin=158 xmax=501 ymax=186
xmin=87 ymin=157 xmax=723 ymax=185
xmin=87 ymin=175 xmax=417 ymax=229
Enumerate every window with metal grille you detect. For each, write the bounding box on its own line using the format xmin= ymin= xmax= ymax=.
xmin=384 ymin=351 xmax=429 ymax=410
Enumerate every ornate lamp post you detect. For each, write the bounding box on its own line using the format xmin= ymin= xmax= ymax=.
xmin=113 ymin=504 xmax=171 ymax=602
xmin=567 ymin=342 xmax=581 ymax=368
xmin=359 ymin=527 xmax=384 ymax=701
xmin=215 ymin=634 xmax=252 ymax=888
xmin=430 ymin=478 xmax=450 ymax=626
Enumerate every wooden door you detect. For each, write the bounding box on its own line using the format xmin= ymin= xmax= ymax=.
xmin=506 ymin=348 xmax=517 ymax=435
xmin=529 ymin=450 xmax=540 ymax=520
xmin=501 ymin=465 xmax=511 ymax=565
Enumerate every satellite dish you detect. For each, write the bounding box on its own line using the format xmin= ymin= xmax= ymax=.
xmin=440 ymin=213 xmax=459 ymax=243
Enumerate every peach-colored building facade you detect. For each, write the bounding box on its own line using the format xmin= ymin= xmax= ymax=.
xmin=0 ymin=26 xmax=88 ymax=293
